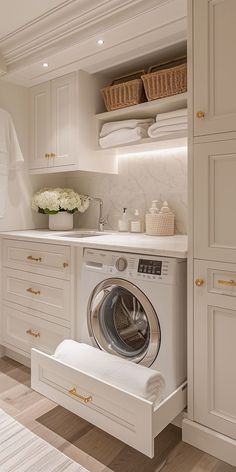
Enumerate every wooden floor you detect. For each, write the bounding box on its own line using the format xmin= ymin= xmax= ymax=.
xmin=0 ymin=356 xmax=235 ymax=472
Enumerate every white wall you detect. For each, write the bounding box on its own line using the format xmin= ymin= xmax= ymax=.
xmin=0 ymin=80 xmax=65 ymax=231
xmin=67 ymin=146 xmax=187 ymax=234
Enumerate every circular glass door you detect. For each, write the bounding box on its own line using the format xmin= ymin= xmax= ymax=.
xmin=87 ymin=278 xmax=161 ymax=367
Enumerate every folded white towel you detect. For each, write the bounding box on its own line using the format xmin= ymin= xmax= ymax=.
xmin=148 ymin=122 xmax=187 ymax=138
xmin=100 ymin=119 xmax=154 ymax=137
xmin=54 ymin=340 xmax=165 ymax=405
xmin=156 ymin=108 xmax=187 ymax=122
xmin=99 ymin=126 xmax=148 ymax=149
xmin=154 ymin=116 xmax=187 ymax=127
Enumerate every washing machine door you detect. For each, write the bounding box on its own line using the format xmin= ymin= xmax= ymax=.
xmin=87 ymin=278 xmax=161 ymax=367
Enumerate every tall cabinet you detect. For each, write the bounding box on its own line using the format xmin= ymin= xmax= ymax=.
xmin=183 ymin=0 xmax=236 ymax=466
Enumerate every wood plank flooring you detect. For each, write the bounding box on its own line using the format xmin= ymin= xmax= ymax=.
xmin=0 ymin=356 xmax=235 ymax=472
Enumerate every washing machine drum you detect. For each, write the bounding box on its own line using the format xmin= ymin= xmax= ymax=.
xmin=87 ymin=278 xmax=161 ymax=367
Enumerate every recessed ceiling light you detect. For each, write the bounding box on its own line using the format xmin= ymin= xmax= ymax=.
xmin=97 ymin=39 xmax=104 ymax=45
xmin=42 ymin=62 xmax=49 ymax=68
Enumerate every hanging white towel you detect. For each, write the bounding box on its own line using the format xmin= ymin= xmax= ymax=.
xmin=99 ymin=126 xmax=148 ymax=148
xmin=156 ymin=108 xmax=187 ymax=122
xmin=0 ymin=108 xmax=24 ymax=218
xmin=100 ymin=119 xmax=154 ymax=137
xmin=54 ymin=340 xmax=166 ymax=405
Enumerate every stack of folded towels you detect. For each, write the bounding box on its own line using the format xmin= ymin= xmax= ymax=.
xmin=54 ymin=340 xmax=166 ymax=405
xmin=99 ymin=118 xmax=154 ymax=149
xmin=148 ymin=108 xmax=187 ymax=138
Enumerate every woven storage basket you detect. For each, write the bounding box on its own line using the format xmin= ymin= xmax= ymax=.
xmin=101 ymin=70 xmax=145 ymax=111
xmin=141 ymin=57 xmax=187 ymax=101
xmin=145 ymin=211 xmax=175 ymax=236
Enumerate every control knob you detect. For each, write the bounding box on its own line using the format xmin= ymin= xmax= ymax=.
xmin=115 ymin=257 xmax=128 ymax=272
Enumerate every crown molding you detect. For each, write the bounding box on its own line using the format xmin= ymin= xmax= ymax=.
xmin=1 ymin=0 xmax=168 ymax=66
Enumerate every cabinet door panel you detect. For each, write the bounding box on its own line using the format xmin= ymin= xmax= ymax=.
xmin=194 ymin=259 xmax=236 ymax=439
xmin=194 ymin=139 xmax=236 ymax=262
xmin=194 ymin=0 xmax=236 ymax=136
xmin=51 ymin=73 xmax=76 ymax=167
xmin=30 ymin=83 xmax=51 ymax=169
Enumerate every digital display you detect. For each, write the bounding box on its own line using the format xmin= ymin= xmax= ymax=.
xmin=138 ymin=259 xmax=162 ymax=275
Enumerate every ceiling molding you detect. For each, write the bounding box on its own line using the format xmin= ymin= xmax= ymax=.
xmin=1 ymin=0 xmax=168 ymax=65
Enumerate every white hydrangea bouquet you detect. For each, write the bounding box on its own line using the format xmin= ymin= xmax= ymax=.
xmin=32 ymin=187 xmax=90 ymax=215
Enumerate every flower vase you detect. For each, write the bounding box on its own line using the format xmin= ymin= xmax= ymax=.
xmin=49 ymin=212 xmax=73 ymax=231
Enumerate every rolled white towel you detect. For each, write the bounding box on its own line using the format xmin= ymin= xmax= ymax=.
xmin=99 ymin=126 xmax=148 ymax=149
xmin=156 ymin=108 xmax=187 ymax=122
xmin=154 ymin=116 xmax=188 ymax=127
xmin=54 ymin=340 xmax=166 ymax=405
xmin=100 ymin=119 xmax=154 ymax=137
xmin=148 ymin=122 xmax=187 ymax=138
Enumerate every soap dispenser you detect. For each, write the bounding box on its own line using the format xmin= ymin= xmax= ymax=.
xmin=145 ymin=200 xmax=160 ymax=235
xmin=118 ymin=208 xmax=129 ymax=232
xmin=130 ymin=209 xmax=144 ymax=233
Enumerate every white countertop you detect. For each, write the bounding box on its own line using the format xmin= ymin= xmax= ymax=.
xmin=0 ymin=229 xmax=188 ymax=258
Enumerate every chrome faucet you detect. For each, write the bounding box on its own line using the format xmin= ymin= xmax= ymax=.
xmin=90 ymin=197 xmax=108 ymax=231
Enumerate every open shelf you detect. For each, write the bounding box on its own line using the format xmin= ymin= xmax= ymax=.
xmin=96 ymin=92 xmax=187 ymax=122
xmin=97 ymin=133 xmax=187 ymax=155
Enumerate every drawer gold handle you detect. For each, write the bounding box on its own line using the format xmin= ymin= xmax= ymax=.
xmin=45 ymin=153 xmax=50 ymax=158
xmin=26 ymin=287 xmax=41 ymax=295
xmin=26 ymin=328 xmax=40 ymax=338
xmin=63 ymin=262 xmax=69 ymax=268
xmin=27 ymin=255 xmax=42 ymax=262
xmin=68 ymin=387 xmax=92 ymax=404
xmin=196 ymin=111 xmax=205 ymax=119
xmin=218 ymin=279 xmax=236 ymax=287
xmin=195 ymin=278 xmax=204 ymax=287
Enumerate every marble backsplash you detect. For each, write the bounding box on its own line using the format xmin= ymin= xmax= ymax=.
xmin=66 ymin=146 xmax=187 ymax=234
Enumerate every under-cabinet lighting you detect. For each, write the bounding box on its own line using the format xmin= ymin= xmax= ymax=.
xmin=97 ymin=39 xmax=104 ymax=45
xmin=42 ymin=62 xmax=49 ymax=68
xmin=117 ymin=145 xmax=187 ymax=159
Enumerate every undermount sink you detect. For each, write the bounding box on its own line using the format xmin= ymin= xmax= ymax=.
xmin=58 ymin=232 xmax=109 ymax=238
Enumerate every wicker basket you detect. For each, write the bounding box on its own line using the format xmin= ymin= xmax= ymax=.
xmin=141 ymin=57 xmax=187 ymax=101
xmin=145 ymin=203 xmax=175 ymax=236
xmin=101 ymin=70 xmax=145 ymax=111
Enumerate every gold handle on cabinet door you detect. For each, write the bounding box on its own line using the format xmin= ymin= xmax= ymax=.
xmin=50 ymin=153 xmax=56 ymax=158
xmin=26 ymin=287 xmax=41 ymax=295
xmin=218 ymin=279 xmax=236 ymax=287
xmin=45 ymin=153 xmax=50 ymax=158
xmin=26 ymin=329 xmax=40 ymax=338
xmin=195 ymin=278 xmax=204 ymax=287
xmin=196 ymin=111 xmax=205 ymax=119
xmin=27 ymin=255 xmax=42 ymax=262
xmin=63 ymin=262 xmax=69 ymax=268
xmin=68 ymin=387 xmax=92 ymax=404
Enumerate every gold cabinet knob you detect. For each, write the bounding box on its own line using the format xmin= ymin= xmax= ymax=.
xmin=26 ymin=328 xmax=40 ymax=338
xmin=195 ymin=278 xmax=204 ymax=287
xmin=196 ymin=111 xmax=205 ymax=119
xmin=50 ymin=153 xmax=56 ymax=158
xmin=63 ymin=262 xmax=69 ymax=268
xmin=45 ymin=153 xmax=50 ymax=158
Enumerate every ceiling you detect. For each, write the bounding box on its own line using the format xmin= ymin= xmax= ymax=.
xmin=0 ymin=0 xmax=69 ymax=39
xmin=0 ymin=0 xmax=187 ymax=87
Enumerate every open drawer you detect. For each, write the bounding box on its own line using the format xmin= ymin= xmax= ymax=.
xmin=31 ymin=348 xmax=187 ymax=457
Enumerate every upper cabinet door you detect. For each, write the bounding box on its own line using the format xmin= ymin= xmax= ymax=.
xmin=194 ymin=0 xmax=236 ymax=136
xmin=194 ymin=139 xmax=236 ymax=263
xmin=51 ymin=73 xmax=76 ymax=167
xmin=30 ymin=83 xmax=51 ymax=169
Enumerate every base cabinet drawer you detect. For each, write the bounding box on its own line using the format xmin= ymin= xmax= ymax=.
xmin=2 ymin=305 xmax=70 ymax=355
xmin=3 ymin=239 xmax=71 ymax=279
xmin=3 ymin=268 xmax=70 ymax=321
xmin=31 ymin=348 xmax=187 ymax=457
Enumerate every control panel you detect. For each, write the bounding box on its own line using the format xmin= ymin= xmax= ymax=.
xmin=138 ymin=259 xmax=162 ymax=275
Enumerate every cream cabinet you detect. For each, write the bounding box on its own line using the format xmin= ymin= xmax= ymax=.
xmin=30 ymin=72 xmax=76 ymax=170
xmin=1 ymin=238 xmax=74 ymax=358
xmin=194 ymin=259 xmax=236 ymax=440
xmin=194 ymin=139 xmax=236 ymax=263
xmin=193 ymin=0 xmax=236 ymax=137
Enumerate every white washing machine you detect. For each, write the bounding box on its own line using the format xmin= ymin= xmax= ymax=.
xmin=77 ymin=248 xmax=187 ymax=397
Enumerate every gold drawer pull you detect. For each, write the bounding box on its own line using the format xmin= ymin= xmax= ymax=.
xmin=195 ymin=278 xmax=204 ymax=287
xmin=27 ymin=255 xmax=42 ymax=262
xmin=63 ymin=262 xmax=69 ymax=268
xmin=26 ymin=287 xmax=41 ymax=295
xmin=68 ymin=387 xmax=92 ymax=404
xmin=50 ymin=153 xmax=56 ymax=158
xmin=218 ymin=279 xmax=236 ymax=287
xmin=26 ymin=328 xmax=40 ymax=338
xmin=196 ymin=111 xmax=205 ymax=119
xmin=45 ymin=153 xmax=50 ymax=158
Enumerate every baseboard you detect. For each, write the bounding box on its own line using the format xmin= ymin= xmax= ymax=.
xmin=4 ymin=347 xmax=31 ymax=368
xmin=182 ymin=419 xmax=236 ymax=467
